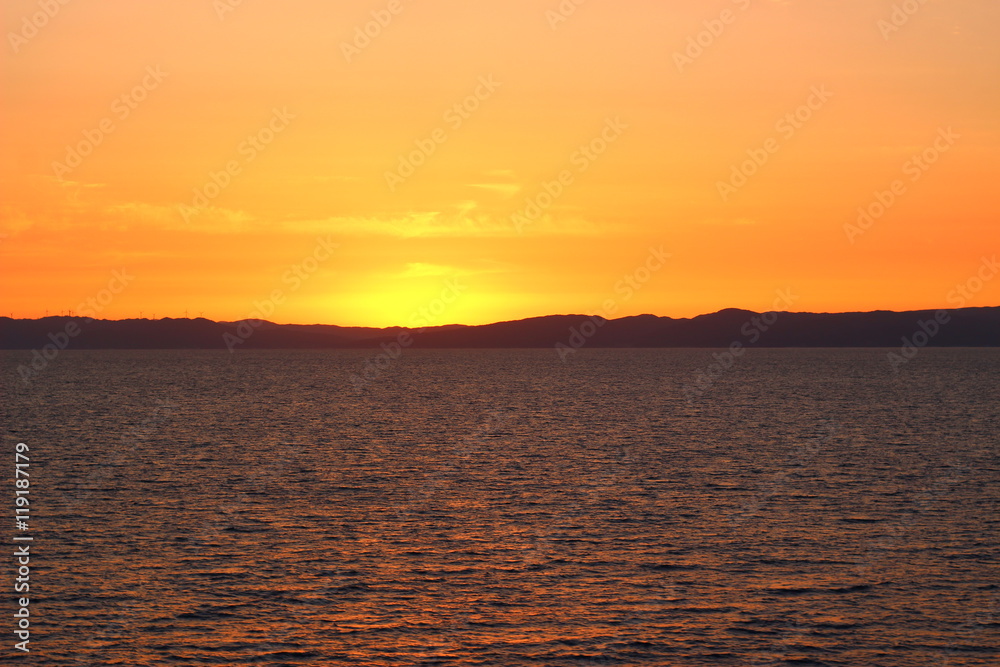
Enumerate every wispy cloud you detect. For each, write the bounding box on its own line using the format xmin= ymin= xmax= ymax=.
xmin=284 ymin=209 xmax=602 ymax=238
xmin=468 ymin=182 xmax=521 ymax=196
xmin=701 ymin=217 xmax=758 ymax=226
xmin=0 ymin=176 xmax=601 ymax=239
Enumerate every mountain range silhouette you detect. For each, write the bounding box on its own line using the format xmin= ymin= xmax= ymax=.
xmin=2 ymin=307 xmax=998 ymax=349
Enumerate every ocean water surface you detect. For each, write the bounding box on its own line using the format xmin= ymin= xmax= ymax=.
xmin=2 ymin=348 xmax=998 ymax=666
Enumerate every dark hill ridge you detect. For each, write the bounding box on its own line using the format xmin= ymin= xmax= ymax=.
xmin=0 ymin=307 xmax=998 ymax=350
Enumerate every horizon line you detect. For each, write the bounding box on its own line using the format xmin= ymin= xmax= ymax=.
xmin=4 ymin=304 xmax=997 ymax=330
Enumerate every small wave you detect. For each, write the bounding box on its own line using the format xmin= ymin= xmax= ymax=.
xmin=672 ymin=605 xmax=738 ymax=614
xmin=727 ymin=626 xmax=780 ymax=635
xmin=329 ymin=583 xmax=369 ymax=593
xmin=811 ymin=620 xmax=859 ymax=629
xmin=640 ymin=562 xmax=698 ymax=571
xmin=221 ymin=524 xmax=270 ymax=533
xmin=245 ymin=650 xmax=324 ymax=662
xmin=764 ymin=581 xmax=889 ymax=595
xmin=176 ymin=609 xmax=237 ymax=620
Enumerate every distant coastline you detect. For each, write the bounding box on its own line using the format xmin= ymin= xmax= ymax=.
xmin=1 ymin=307 xmax=998 ymax=350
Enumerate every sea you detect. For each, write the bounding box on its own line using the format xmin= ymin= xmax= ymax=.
xmin=2 ymin=348 xmax=998 ymax=666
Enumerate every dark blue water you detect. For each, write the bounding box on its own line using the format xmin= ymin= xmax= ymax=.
xmin=2 ymin=348 xmax=998 ymax=665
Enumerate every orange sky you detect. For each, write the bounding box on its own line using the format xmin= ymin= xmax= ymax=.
xmin=2 ymin=0 xmax=998 ymax=326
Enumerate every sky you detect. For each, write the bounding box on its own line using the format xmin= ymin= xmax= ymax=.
xmin=2 ymin=0 xmax=998 ymax=327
